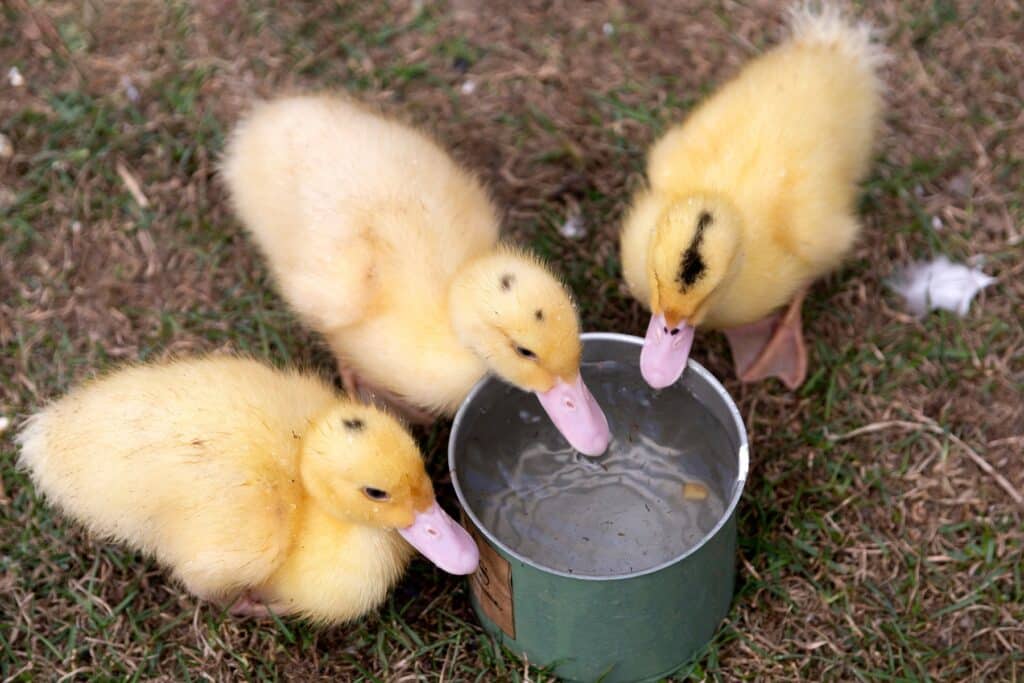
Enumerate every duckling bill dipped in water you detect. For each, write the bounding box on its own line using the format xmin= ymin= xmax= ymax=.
xmin=223 ymin=94 xmax=610 ymax=456
xmin=621 ymin=4 xmax=883 ymax=389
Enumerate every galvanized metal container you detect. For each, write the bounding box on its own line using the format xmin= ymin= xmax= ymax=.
xmin=449 ymin=332 xmax=749 ymax=683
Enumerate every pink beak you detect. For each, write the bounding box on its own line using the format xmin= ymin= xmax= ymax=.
xmin=640 ymin=313 xmax=695 ymax=389
xmin=398 ymin=501 xmax=479 ymax=575
xmin=535 ymin=373 xmax=611 ymax=456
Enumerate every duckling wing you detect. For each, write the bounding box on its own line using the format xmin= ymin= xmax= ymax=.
xmin=152 ymin=446 xmax=304 ymax=600
xmin=222 ymin=96 xmax=387 ymax=331
xmin=269 ymin=211 xmax=378 ymax=333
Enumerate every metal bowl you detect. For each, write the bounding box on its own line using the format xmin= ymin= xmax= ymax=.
xmin=450 ymin=332 xmax=748 ymax=682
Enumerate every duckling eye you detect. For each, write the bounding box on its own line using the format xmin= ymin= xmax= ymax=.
xmin=361 ymin=486 xmax=390 ymax=502
xmin=514 ymin=345 xmax=537 ymax=359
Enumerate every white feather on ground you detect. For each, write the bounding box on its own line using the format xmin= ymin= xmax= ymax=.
xmin=889 ymin=256 xmax=996 ymax=317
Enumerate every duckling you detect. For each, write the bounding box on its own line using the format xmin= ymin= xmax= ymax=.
xmin=221 ymin=94 xmax=610 ymax=455
xmin=620 ymin=4 xmax=884 ymax=389
xmin=16 ymin=356 xmax=479 ymax=623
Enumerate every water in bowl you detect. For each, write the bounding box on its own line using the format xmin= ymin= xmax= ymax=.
xmin=459 ymin=360 xmax=738 ymax=577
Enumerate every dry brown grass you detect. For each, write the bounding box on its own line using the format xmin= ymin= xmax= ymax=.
xmin=2 ymin=1 xmax=1022 ymax=680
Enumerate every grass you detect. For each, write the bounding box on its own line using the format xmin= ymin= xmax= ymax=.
xmin=2 ymin=1 xmax=1022 ymax=680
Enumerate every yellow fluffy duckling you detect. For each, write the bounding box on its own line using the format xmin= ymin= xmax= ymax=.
xmin=221 ymin=94 xmax=610 ymax=455
xmin=620 ymin=4 xmax=884 ymax=389
xmin=16 ymin=357 xmax=479 ymax=623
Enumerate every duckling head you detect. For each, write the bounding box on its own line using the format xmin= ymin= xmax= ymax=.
xmin=450 ymin=247 xmax=611 ymax=456
xmin=643 ymin=195 xmax=742 ymax=388
xmin=301 ymin=402 xmax=479 ymax=575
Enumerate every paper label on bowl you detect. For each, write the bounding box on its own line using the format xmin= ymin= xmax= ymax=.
xmin=465 ymin=517 xmax=515 ymax=638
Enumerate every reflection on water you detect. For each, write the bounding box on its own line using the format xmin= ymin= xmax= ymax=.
xmin=460 ymin=360 xmax=735 ymax=577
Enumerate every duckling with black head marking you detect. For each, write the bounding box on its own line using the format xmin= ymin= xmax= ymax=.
xmin=620 ymin=3 xmax=883 ymax=390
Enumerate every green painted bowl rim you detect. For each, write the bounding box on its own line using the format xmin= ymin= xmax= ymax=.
xmin=448 ymin=331 xmax=750 ymax=582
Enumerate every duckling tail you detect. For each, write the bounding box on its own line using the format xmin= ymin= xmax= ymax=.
xmin=786 ymin=2 xmax=888 ymax=79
